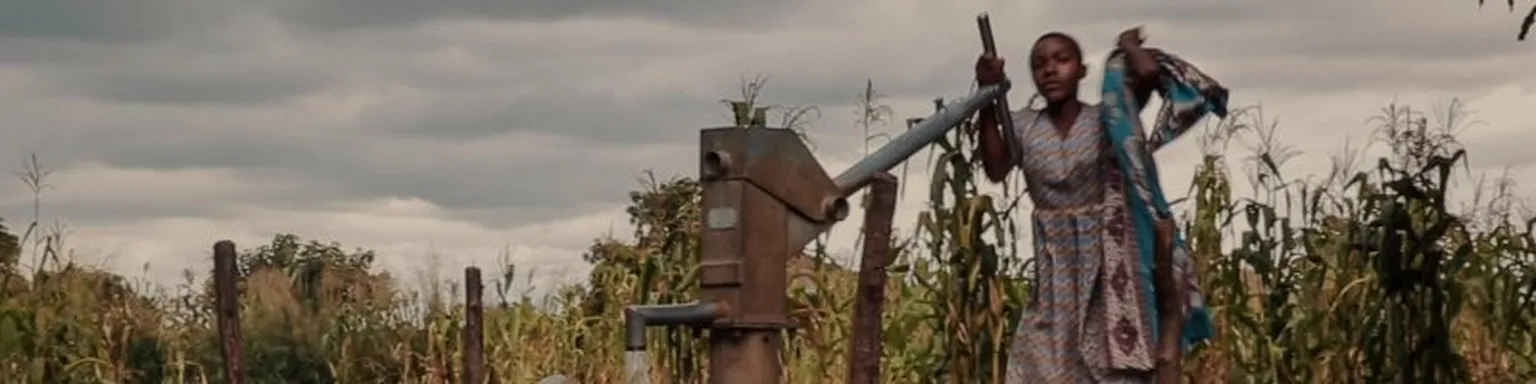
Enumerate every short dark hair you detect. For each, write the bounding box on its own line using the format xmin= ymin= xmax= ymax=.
xmin=1033 ymin=32 xmax=1084 ymax=61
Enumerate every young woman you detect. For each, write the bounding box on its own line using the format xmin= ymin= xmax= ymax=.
xmin=974 ymin=29 xmax=1226 ymax=383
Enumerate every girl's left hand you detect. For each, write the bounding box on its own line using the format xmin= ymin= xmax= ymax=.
xmin=1118 ymin=27 xmax=1146 ymax=49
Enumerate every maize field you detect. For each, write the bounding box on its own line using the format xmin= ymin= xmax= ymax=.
xmin=0 ymin=80 xmax=1532 ymax=383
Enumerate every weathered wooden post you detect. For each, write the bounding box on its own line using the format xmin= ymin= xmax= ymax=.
xmin=213 ymin=240 xmax=246 ymax=384
xmin=463 ymin=267 xmax=486 ymax=384
xmin=847 ymin=173 xmax=899 ymax=384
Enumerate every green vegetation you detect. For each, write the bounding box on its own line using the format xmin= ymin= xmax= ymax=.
xmin=0 ymin=80 xmax=1532 ymax=383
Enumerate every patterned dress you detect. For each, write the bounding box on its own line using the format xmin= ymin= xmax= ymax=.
xmin=1003 ymin=49 xmax=1229 ymax=383
xmin=1003 ymin=106 xmax=1155 ymax=383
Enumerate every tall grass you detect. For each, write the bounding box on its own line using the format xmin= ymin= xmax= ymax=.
xmin=0 ymin=81 xmax=1531 ymax=383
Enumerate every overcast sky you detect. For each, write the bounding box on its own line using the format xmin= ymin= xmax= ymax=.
xmin=1 ymin=0 xmax=1532 ymax=296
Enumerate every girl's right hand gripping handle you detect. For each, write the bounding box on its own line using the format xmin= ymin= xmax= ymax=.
xmin=976 ymin=14 xmax=1018 ymax=161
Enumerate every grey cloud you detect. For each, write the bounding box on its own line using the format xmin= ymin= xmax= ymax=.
xmin=1462 ymin=124 xmax=1536 ymax=170
xmin=439 ymin=203 xmax=625 ymax=234
xmin=0 ymin=0 xmax=235 ymax=43
xmin=0 ymin=17 xmax=895 ymax=232
xmin=293 ymin=141 xmax=673 ymax=209
xmin=264 ymin=0 xmax=808 ymax=32
xmin=349 ymin=40 xmax=964 ymax=146
xmin=357 ymin=87 xmax=713 ymax=143
xmin=1034 ymin=0 xmax=1532 ymax=92
xmin=1044 ymin=0 xmax=1514 ymax=54
xmin=4 ymin=15 xmax=377 ymax=106
xmin=1203 ymin=56 xmax=1533 ymax=95
xmin=0 ymin=199 xmax=245 ymax=227
xmin=6 ymin=0 xmax=971 ymax=149
xmin=296 ymin=25 xmax=722 ymax=93
xmin=239 ymin=139 xmax=698 ymax=227
xmin=357 ymin=75 xmax=943 ymax=148
xmin=0 ymin=123 xmax=683 ymax=229
xmin=0 ymin=39 xmax=149 ymax=67
xmin=65 ymin=113 xmax=696 ymax=227
xmin=28 ymin=60 xmax=342 ymax=106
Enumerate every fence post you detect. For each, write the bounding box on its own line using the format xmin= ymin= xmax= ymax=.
xmin=213 ymin=240 xmax=246 ymax=384
xmin=847 ymin=173 xmax=899 ymax=384
xmin=463 ymin=266 xmax=486 ymax=384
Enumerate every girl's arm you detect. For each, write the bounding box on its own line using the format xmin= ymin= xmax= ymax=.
xmin=1123 ymin=46 xmax=1160 ymax=86
xmin=1118 ymin=29 xmax=1161 ymax=111
xmin=975 ymin=104 xmax=1014 ymax=183
xmin=973 ymin=54 xmax=1015 ymax=183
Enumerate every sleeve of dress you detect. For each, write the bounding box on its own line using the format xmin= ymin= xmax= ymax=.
xmin=1009 ymin=108 xmax=1039 ymax=166
xmin=1143 ymin=52 xmax=1231 ymax=153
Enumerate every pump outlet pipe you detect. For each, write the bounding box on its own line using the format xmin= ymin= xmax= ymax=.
xmin=623 ymin=301 xmax=727 ymax=384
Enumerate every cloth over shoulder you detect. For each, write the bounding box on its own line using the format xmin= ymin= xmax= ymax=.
xmin=1099 ymin=47 xmax=1229 ymax=351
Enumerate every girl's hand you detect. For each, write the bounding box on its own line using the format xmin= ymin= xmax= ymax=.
xmin=974 ymin=53 xmax=1007 ymax=86
xmin=1118 ymin=27 xmax=1146 ymax=50
xmin=1117 ymin=26 xmax=1159 ymax=85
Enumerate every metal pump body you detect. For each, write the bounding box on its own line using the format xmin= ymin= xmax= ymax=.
xmin=696 ymin=126 xmax=847 ymax=383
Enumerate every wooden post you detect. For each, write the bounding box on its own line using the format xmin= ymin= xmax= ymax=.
xmin=847 ymin=173 xmax=899 ymax=384
xmin=463 ymin=267 xmax=486 ymax=384
xmin=1153 ymin=219 xmax=1185 ymax=384
xmin=213 ymin=240 xmax=246 ymax=384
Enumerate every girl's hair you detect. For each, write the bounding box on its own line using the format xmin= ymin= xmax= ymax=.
xmin=1033 ymin=32 xmax=1084 ymax=61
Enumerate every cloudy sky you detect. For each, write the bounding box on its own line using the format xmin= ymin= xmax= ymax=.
xmin=1 ymin=0 xmax=1532 ymax=296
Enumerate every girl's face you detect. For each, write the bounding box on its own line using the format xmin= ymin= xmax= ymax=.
xmin=1030 ymin=36 xmax=1085 ymax=104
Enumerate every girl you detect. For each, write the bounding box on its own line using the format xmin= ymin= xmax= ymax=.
xmin=974 ymin=29 xmax=1227 ymax=383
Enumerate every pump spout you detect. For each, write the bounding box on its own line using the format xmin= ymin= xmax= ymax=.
xmin=623 ymin=301 xmax=727 ymax=384
xmin=625 ymin=301 xmax=726 ymax=350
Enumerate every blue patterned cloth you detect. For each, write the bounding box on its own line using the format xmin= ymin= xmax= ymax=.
xmin=1099 ymin=48 xmax=1228 ymax=350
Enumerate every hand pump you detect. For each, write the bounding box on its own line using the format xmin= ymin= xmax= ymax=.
xmin=620 ymin=16 xmax=1015 ymax=384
